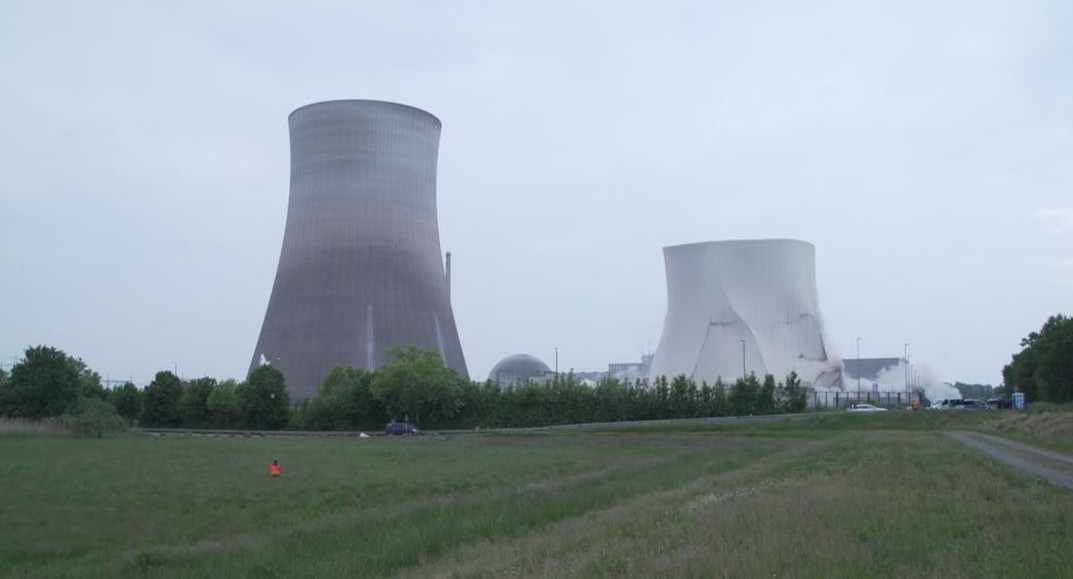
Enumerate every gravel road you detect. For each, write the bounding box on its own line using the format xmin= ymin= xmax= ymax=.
xmin=946 ymin=431 xmax=1073 ymax=490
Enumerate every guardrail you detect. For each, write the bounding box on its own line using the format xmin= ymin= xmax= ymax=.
xmin=141 ymin=412 xmax=817 ymax=438
xmin=437 ymin=412 xmax=816 ymax=434
xmin=139 ymin=428 xmax=374 ymax=438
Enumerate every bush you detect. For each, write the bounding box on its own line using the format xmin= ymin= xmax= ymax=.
xmin=48 ymin=396 xmax=127 ymax=438
xmin=1027 ymin=402 xmax=1073 ymax=414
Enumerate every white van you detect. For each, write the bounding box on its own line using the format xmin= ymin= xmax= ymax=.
xmin=929 ymin=398 xmax=962 ymax=410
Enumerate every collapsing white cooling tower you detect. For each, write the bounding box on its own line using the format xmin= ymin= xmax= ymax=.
xmin=647 ymin=239 xmax=841 ymax=387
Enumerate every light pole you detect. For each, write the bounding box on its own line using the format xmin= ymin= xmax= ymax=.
xmin=903 ymin=343 xmax=910 ymax=402
xmin=554 ymin=347 xmax=558 ymax=375
xmin=740 ymin=339 xmax=747 ymax=379
xmin=856 ymin=337 xmax=861 ymax=402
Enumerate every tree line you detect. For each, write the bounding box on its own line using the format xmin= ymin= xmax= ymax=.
xmin=0 ymin=345 xmax=809 ymax=433
xmin=290 ymin=349 xmax=811 ymax=431
xmin=952 ymin=382 xmax=998 ymax=401
xmin=8 ymin=309 xmax=1069 ymax=436
xmin=0 ymin=345 xmax=290 ymax=433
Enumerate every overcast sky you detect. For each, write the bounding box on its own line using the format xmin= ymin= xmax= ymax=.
xmin=1 ymin=0 xmax=1070 ymax=387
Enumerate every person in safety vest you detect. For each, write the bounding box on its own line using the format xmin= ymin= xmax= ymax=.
xmin=270 ymin=459 xmax=281 ymax=478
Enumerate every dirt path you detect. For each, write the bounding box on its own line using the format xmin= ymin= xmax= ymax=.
xmin=946 ymin=431 xmax=1073 ymax=490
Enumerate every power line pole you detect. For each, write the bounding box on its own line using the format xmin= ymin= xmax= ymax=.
xmin=903 ymin=343 xmax=910 ymax=402
xmin=856 ymin=337 xmax=862 ymax=402
xmin=740 ymin=339 xmax=747 ymax=379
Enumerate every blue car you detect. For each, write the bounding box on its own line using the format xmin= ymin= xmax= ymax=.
xmin=385 ymin=422 xmax=420 ymax=435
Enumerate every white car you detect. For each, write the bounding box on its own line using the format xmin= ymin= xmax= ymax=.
xmin=848 ymin=403 xmax=888 ymax=413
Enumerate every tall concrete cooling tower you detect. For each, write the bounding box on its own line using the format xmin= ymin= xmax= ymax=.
xmin=250 ymin=100 xmax=468 ymax=401
xmin=647 ymin=239 xmax=839 ymax=388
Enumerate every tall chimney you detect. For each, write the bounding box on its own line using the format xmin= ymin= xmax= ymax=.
xmin=445 ymin=251 xmax=452 ymax=301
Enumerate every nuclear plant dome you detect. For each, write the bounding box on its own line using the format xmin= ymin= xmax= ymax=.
xmin=489 ymin=354 xmax=551 ymax=386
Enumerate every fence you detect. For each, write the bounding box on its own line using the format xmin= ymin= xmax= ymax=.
xmin=809 ymin=390 xmax=919 ymax=409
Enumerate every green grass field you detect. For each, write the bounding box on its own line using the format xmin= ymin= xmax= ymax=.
xmin=2 ymin=411 xmax=1071 ymax=578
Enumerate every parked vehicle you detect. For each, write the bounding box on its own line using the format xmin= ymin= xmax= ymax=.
xmin=929 ymin=398 xmax=962 ymax=410
xmin=385 ymin=421 xmax=420 ymax=435
xmin=930 ymin=398 xmax=989 ymax=411
xmin=848 ymin=403 xmax=888 ymax=413
xmin=987 ymin=398 xmax=1010 ymax=410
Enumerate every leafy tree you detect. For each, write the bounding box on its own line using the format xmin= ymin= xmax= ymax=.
xmin=652 ymin=375 xmax=671 ymax=419
xmin=307 ymin=366 xmax=384 ymax=430
xmin=1002 ymin=347 xmax=1037 ymax=400
xmin=141 ymin=371 xmax=183 ymax=427
xmin=455 ymin=379 xmax=505 ymax=428
xmin=289 ymin=398 xmax=312 ymax=430
xmin=206 ymin=379 xmax=241 ymax=428
xmin=669 ymin=375 xmax=693 ymax=418
xmin=780 ymin=371 xmax=808 ymax=413
xmin=370 ymin=347 xmax=464 ymax=426
xmin=111 ymin=382 xmax=141 ymax=425
xmin=68 ymin=357 xmax=106 ymax=400
xmin=2 ymin=346 xmax=81 ymax=418
xmin=240 ymin=366 xmax=290 ymax=429
xmin=757 ymin=374 xmax=777 ymax=414
xmin=594 ymin=378 xmax=629 ymax=422
xmin=728 ymin=374 xmax=760 ymax=416
xmin=0 ymin=367 xmax=10 ymax=411
xmin=1003 ymin=314 xmax=1073 ymax=402
xmin=711 ymin=378 xmax=728 ymax=416
xmin=1027 ymin=315 xmax=1073 ymax=402
xmin=178 ymin=377 xmax=216 ymax=427
xmin=698 ymin=382 xmax=713 ymax=417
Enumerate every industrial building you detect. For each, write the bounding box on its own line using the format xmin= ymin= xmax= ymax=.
xmin=647 ymin=239 xmax=841 ymax=388
xmin=608 ymin=354 xmax=653 ymax=382
xmin=250 ymin=100 xmax=468 ymax=401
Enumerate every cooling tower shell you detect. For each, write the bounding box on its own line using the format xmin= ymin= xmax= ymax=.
xmin=647 ymin=239 xmax=836 ymax=386
xmin=250 ymin=100 xmax=468 ymax=401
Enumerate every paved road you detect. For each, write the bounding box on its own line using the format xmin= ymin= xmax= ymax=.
xmin=946 ymin=431 xmax=1073 ymax=490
